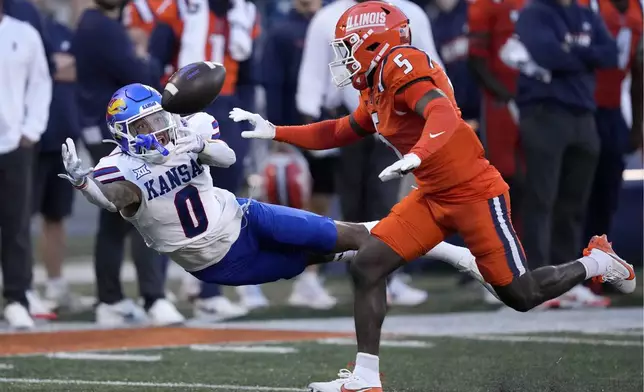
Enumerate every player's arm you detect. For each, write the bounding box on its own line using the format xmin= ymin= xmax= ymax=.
xmin=398 ymin=80 xmax=461 ymax=161
xmin=630 ymin=34 xmax=644 ymax=152
xmin=229 ymin=105 xmax=375 ymax=150
xmin=87 ymin=179 xmax=141 ymax=211
xmin=467 ymin=0 xmax=513 ymax=102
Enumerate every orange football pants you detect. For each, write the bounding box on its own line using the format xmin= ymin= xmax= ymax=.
xmin=371 ymin=189 xmax=527 ymax=286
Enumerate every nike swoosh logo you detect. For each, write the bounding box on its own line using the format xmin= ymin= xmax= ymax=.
xmin=340 ymin=387 xmax=376 ymax=392
xmin=429 ymin=131 xmax=445 ymax=138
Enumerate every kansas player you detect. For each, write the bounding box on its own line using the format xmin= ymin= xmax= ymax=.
xmin=59 ymin=83 xmax=490 ymax=288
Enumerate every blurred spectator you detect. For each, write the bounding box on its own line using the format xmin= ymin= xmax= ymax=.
xmin=467 ymin=0 xmax=524 ymax=224
xmin=511 ymin=0 xmax=618 ymax=307
xmin=297 ymin=0 xmax=441 ymax=307
xmin=579 ymin=0 xmax=643 ymax=241
xmin=30 ymin=0 xmax=91 ymax=312
xmin=167 ymin=0 xmax=260 ymax=321
xmin=429 ymin=0 xmax=480 ymax=134
xmin=0 ymin=1 xmax=52 ymax=328
xmin=255 ymin=0 xmax=339 ymax=310
xmin=73 ymin=0 xmax=182 ymax=326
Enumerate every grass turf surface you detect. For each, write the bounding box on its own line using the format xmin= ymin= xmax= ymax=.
xmin=0 ymin=332 xmax=641 ymax=392
xmin=0 ymin=274 xmax=640 ymax=392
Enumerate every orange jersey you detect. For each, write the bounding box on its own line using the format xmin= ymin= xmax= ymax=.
xmin=579 ymin=0 xmax=643 ymax=108
xmin=467 ymin=0 xmax=526 ymax=94
xmin=177 ymin=4 xmax=261 ymax=96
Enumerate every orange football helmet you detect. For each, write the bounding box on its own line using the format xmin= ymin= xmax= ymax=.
xmin=329 ymin=1 xmax=411 ymax=90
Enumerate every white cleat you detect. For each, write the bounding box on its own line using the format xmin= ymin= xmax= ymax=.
xmin=558 ymin=284 xmax=610 ymax=308
xmin=26 ymin=290 xmax=57 ymax=320
xmin=387 ymin=274 xmax=427 ymax=306
xmin=147 ymin=299 xmax=185 ymax=326
xmin=193 ymin=296 xmax=248 ymax=322
xmin=288 ymin=271 xmax=337 ymax=310
xmin=95 ymin=299 xmax=147 ymax=327
xmin=308 ymin=369 xmax=383 ymax=392
xmin=43 ymin=280 xmax=95 ymax=313
xmin=4 ymin=302 xmax=35 ymax=330
xmin=236 ymin=285 xmax=270 ymax=310
xmin=178 ymin=270 xmax=202 ymax=302
xmin=584 ymin=235 xmax=636 ymax=294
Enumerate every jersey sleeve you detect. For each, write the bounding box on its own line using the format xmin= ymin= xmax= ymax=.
xmin=467 ymin=0 xmax=494 ymax=59
xmin=93 ymin=152 xmax=129 ymax=185
xmin=157 ymin=0 xmax=184 ymax=37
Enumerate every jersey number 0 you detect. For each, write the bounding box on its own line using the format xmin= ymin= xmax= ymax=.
xmin=174 ymin=185 xmax=209 ymax=238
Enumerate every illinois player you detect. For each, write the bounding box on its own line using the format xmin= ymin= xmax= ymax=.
xmin=229 ymin=3 xmax=637 ymax=390
xmin=467 ymin=0 xmax=525 ymax=225
xmin=579 ymin=0 xmax=643 ymax=241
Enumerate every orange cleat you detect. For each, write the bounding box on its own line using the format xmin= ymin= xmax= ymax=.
xmin=583 ymin=235 xmax=636 ymax=294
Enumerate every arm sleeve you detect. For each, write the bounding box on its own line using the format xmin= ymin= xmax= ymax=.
xmin=571 ymin=13 xmax=618 ymax=69
xmin=515 ymin=6 xmax=587 ymax=72
xmin=399 ymin=81 xmax=461 ymax=161
xmin=274 ymin=104 xmax=375 ymax=150
xmin=261 ymin=28 xmax=286 ymax=124
xmin=22 ymin=29 xmax=52 ymax=142
xmin=296 ymin=10 xmax=329 ymax=119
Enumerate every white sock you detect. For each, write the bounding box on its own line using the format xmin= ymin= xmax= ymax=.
xmin=424 ymin=241 xmax=472 ymax=265
xmin=333 ymin=250 xmax=357 ymax=263
xmin=362 ymin=221 xmax=378 ymax=233
xmin=353 ymin=352 xmax=382 ymax=387
xmin=578 ymin=249 xmax=611 ymax=279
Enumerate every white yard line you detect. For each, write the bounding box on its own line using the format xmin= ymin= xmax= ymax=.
xmin=190 ymin=345 xmax=298 ymax=354
xmin=461 ymin=334 xmax=644 ymax=347
xmin=0 ymin=378 xmax=305 ymax=391
xmin=0 ymin=364 xmax=13 ymax=370
xmin=318 ymin=338 xmax=434 ymax=348
xmin=46 ymin=352 xmax=162 ymax=362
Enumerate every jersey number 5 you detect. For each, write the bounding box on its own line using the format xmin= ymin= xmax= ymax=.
xmin=174 ymin=185 xmax=209 ymax=238
xmin=393 ymin=53 xmax=413 ymax=74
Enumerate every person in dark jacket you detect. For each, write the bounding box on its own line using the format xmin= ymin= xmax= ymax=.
xmin=511 ymin=0 xmax=618 ymax=307
xmin=73 ymin=0 xmax=179 ymax=326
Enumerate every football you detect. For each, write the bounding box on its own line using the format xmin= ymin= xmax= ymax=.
xmin=161 ymin=61 xmax=226 ymax=115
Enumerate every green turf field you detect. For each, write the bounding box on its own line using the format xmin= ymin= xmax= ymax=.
xmin=1 ymin=274 xmax=641 ymax=392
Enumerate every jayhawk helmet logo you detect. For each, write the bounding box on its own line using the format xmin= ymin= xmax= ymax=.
xmin=107 ymin=98 xmax=127 ymax=115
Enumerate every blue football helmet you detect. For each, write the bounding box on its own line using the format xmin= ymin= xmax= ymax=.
xmin=105 ymin=83 xmax=179 ymax=162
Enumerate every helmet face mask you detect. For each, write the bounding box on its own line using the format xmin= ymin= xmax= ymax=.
xmin=329 ymin=33 xmax=363 ymax=88
xmin=106 ymin=84 xmax=179 ymax=163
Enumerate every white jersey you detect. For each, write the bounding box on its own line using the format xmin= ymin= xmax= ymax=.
xmin=93 ymin=115 xmax=243 ymax=272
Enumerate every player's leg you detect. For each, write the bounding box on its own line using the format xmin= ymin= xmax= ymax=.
xmin=309 ymin=190 xmax=449 ymax=392
xmin=457 ymin=192 xmax=635 ymax=312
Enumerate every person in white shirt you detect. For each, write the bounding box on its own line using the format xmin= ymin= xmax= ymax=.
xmin=296 ymin=0 xmax=442 ymax=306
xmin=0 ymin=7 xmax=52 ymax=329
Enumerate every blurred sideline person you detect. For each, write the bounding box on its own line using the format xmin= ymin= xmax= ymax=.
xmin=29 ymin=0 xmax=94 ymax=312
xmin=255 ymin=0 xmax=339 ymax=310
xmin=150 ymin=0 xmax=259 ymax=321
xmin=508 ymin=0 xmax=618 ymax=308
xmin=0 ymin=0 xmax=52 ymax=328
xmin=430 ymin=0 xmax=500 ymax=304
xmin=297 ymin=0 xmax=442 ymax=306
xmin=467 ymin=0 xmax=525 ymax=231
xmin=73 ymin=0 xmax=183 ymax=326
xmin=579 ymin=0 xmax=643 ymax=247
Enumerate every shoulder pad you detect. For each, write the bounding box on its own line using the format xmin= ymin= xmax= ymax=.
xmin=185 ymin=112 xmax=220 ymax=140
xmin=377 ymin=46 xmax=438 ymax=93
